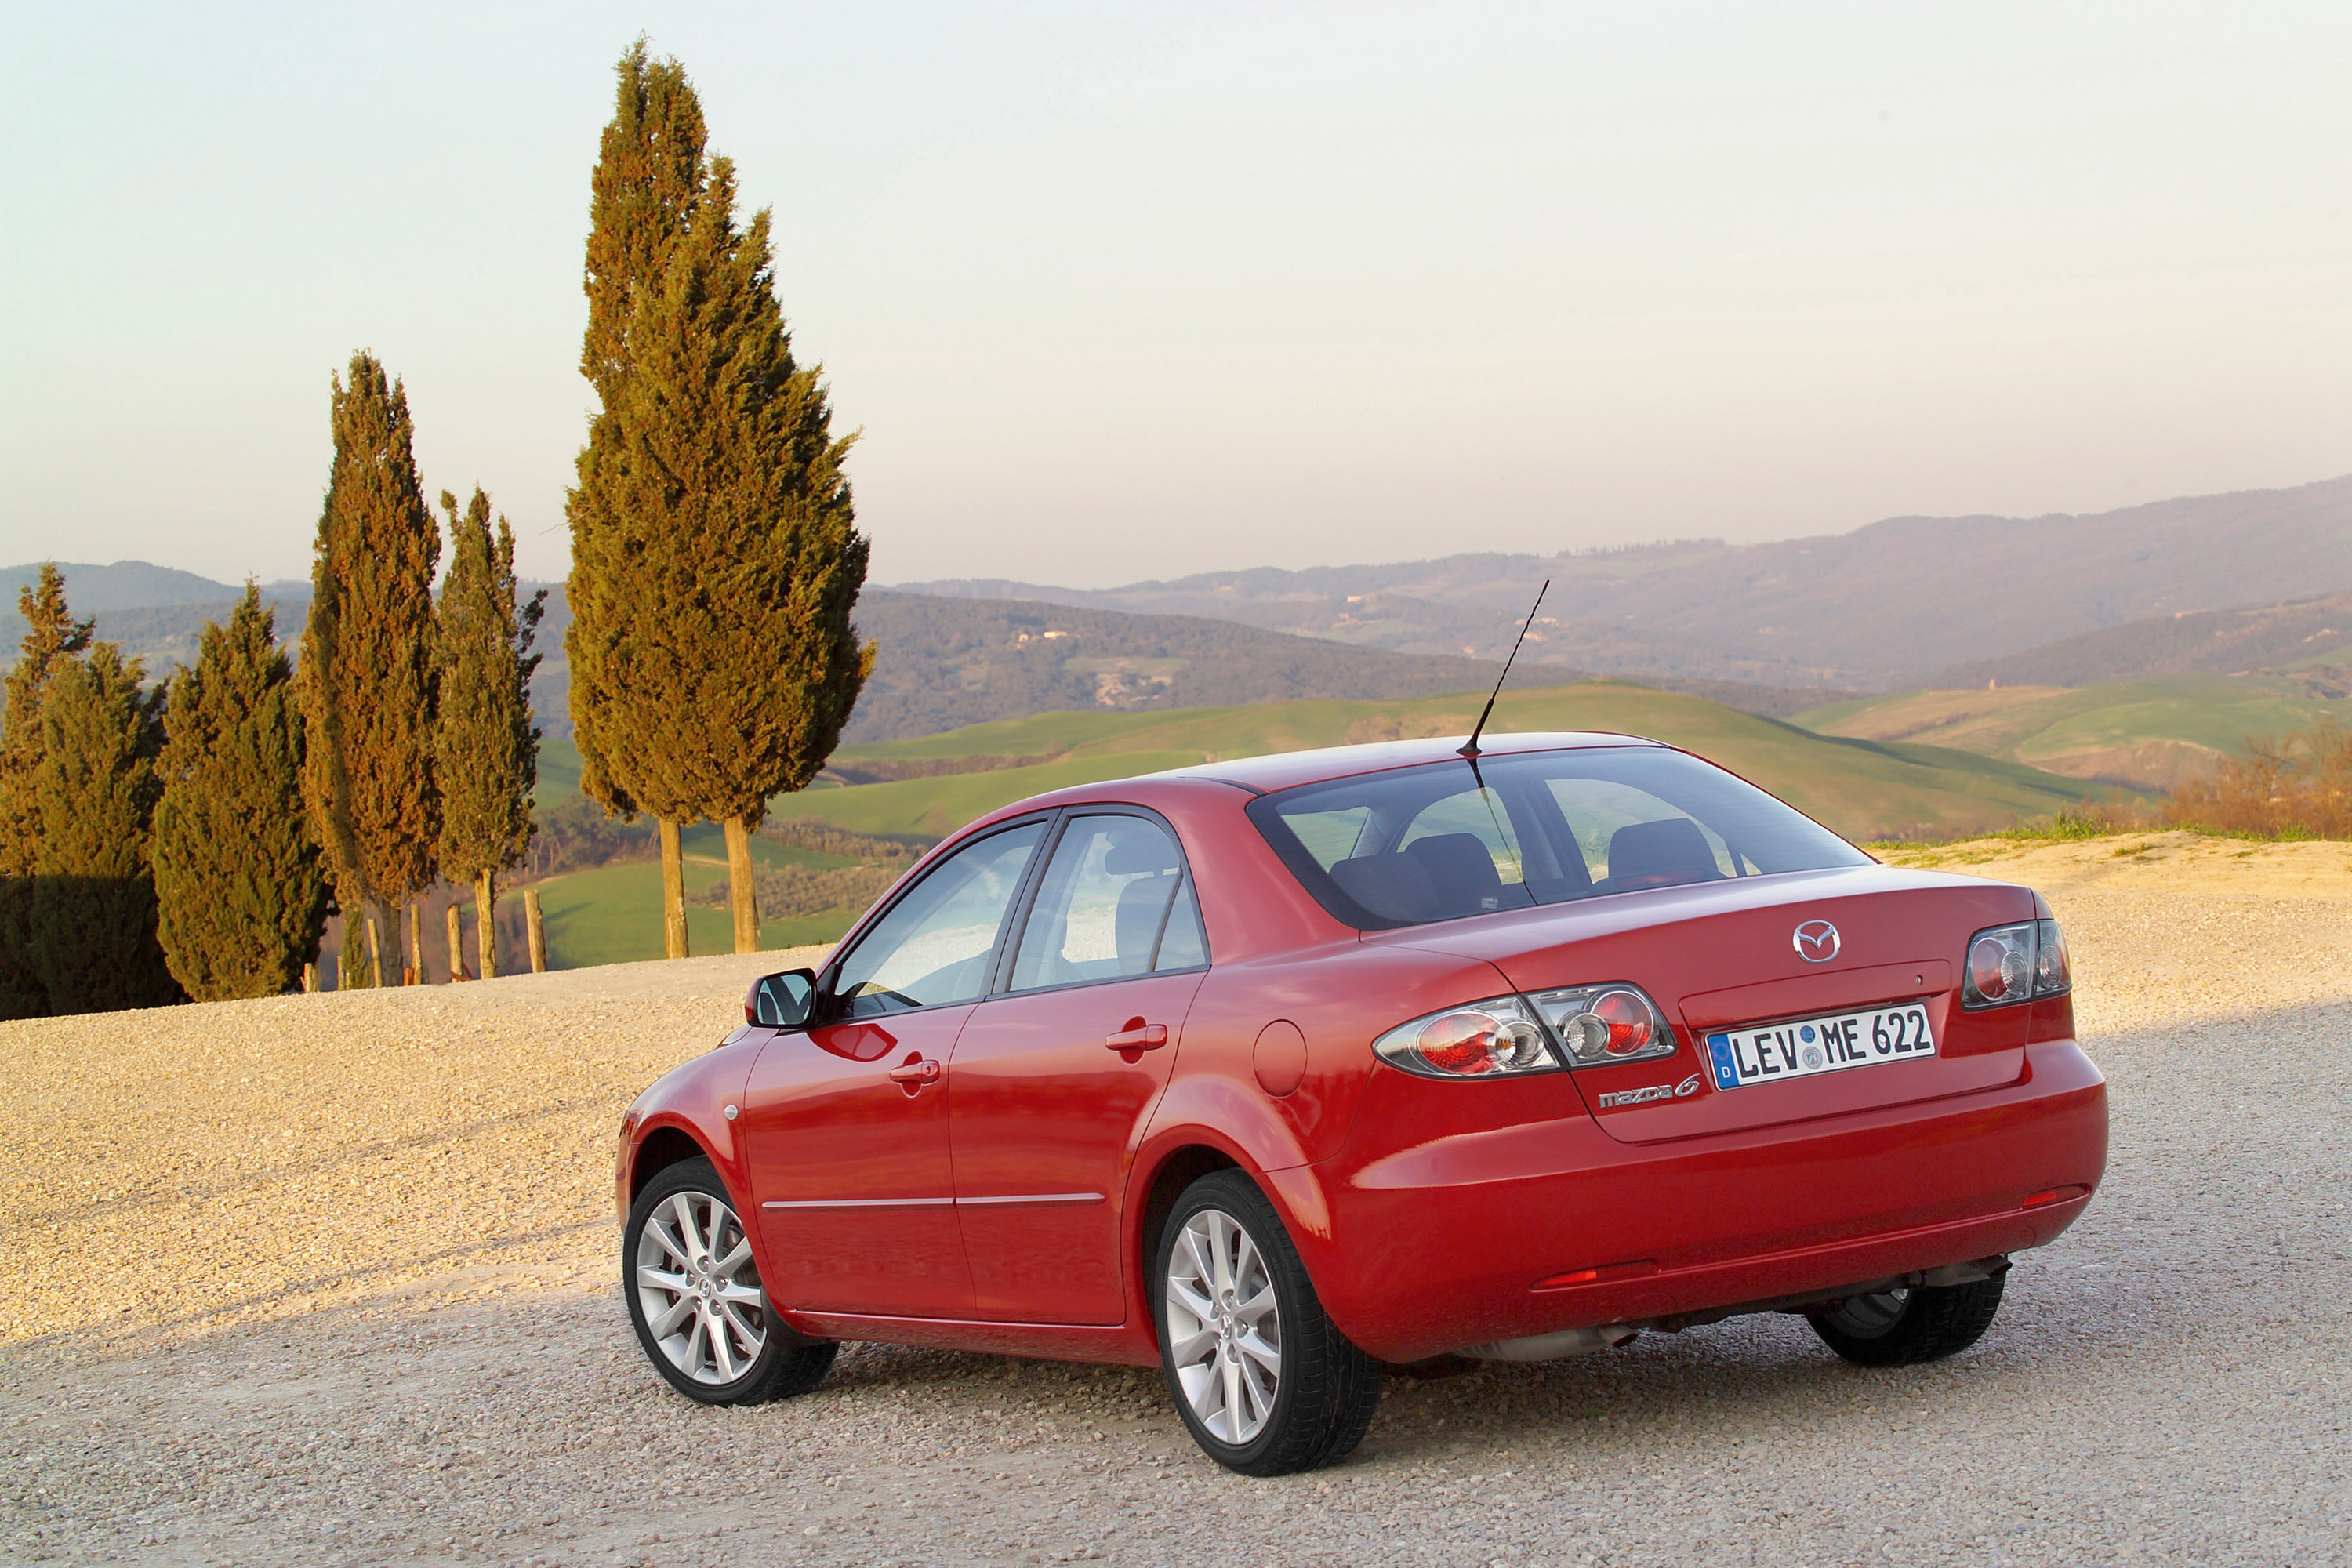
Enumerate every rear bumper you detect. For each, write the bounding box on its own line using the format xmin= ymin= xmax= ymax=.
xmin=1277 ymin=1040 xmax=2107 ymax=1364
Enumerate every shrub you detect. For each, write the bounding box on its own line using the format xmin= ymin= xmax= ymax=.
xmin=2162 ymin=720 xmax=2352 ymax=839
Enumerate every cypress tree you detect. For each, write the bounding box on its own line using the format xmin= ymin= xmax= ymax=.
xmin=27 ymin=644 xmax=180 ymax=1013
xmin=153 ymin=586 xmax=329 ymax=1001
xmin=568 ymin=45 xmax=872 ymax=956
xmin=298 ymin=353 xmax=442 ymax=982
xmin=434 ymin=488 xmax=543 ymax=980
xmin=0 ymin=564 xmax=93 ymax=1018
xmin=624 ymin=157 xmax=872 ymax=952
xmin=568 ymin=42 xmax=710 ymax=960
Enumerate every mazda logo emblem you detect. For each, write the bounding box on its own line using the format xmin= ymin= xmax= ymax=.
xmin=1792 ymin=920 xmax=1840 ymax=963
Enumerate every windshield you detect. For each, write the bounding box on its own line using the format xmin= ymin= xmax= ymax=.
xmin=1246 ymin=746 xmax=1871 ymax=931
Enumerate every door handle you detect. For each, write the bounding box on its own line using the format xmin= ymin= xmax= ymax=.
xmin=1104 ymin=1022 xmax=1169 ymax=1051
xmin=887 ymin=1057 xmax=943 ymax=1084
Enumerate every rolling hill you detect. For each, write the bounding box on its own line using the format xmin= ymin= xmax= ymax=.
xmin=895 ymin=475 xmax=2352 ymax=690
xmin=4 ymin=565 xmax=1846 ymax=739
xmin=775 ymin=682 xmax=2113 ymax=845
xmin=1926 ymin=589 xmax=2352 ymax=691
xmin=1792 ymin=676 xmax=2349 ymax=790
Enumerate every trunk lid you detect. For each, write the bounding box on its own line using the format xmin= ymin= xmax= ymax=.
xmin=1376 ymin=864 xmax=2038 ymax=1142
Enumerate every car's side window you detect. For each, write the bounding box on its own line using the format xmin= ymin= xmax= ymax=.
xmin=1008 ymin=814 xmax=1204 ymax=992
xmin=830 ymin=821 xmax=1046 ymax=1018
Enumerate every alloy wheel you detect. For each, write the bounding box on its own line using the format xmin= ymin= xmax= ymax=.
xmin=1163 ymin=1207 xmax=1283 ymax=1444
xmin=634 ymin=1190 xmax=767 ymax=1385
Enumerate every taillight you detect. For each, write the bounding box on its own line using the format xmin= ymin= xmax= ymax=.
xmin=1530 ymin=983 xmax=1676 ymax=1066
xmin=1373 ymin=997 xmax=1556 ymax=1078
xmin=1962 ymin=918 xmax=2071 ymax=1009
xmin=1372 ymin=983 xmax=1679 ymax=1080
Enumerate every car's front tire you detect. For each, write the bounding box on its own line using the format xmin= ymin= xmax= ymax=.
xmin=1809 ymin=1276 xmax=2006 ymax=1367
xmin=625 ymin=1156 xmax=836 ymax=1404
xmin=1154 ymin=1171 xmax=1381 ymax=1475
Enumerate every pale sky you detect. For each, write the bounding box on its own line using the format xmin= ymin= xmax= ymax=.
xmin=4 ymin=2 xmax=2349 ymax=589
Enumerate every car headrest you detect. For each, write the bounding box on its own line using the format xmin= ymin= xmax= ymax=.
xmin=1103 ymin=826 xmax=1179 ymax=876
xmin=1606 ymin=817 xmax=1721 ymax=887
xmin=1114 ymin=874 xmax=1176 ymax=973
xmin=1405 ymin=833 xmax=1506 ymax=916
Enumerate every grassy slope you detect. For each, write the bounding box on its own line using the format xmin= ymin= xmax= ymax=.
xmin=518 ymin=764 xmax=875 ymax=967
xmin=784 ymin=682 xmax=2109 ymax=844
xmin=1793 ymin=675 xmax=2347 ymax=786
xmin=527 ymin=681 xmax=2118 ymax=966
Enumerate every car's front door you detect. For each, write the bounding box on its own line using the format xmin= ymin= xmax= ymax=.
xmin=949 ymin=811 xmax=1211 ymax=1324
xmin=740 ymin=819 xmax=1047 ymax=1319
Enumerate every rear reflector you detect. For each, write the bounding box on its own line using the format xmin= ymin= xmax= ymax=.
xmin=1534 ymin=1259 xmax=1658 ymax=1291
xmin=2022 ymin=1184 xmax=2090 ymax=1209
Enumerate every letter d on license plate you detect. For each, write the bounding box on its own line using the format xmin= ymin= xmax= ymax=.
xmin=1705 ymin=1004 xmax=1936 ymax=1090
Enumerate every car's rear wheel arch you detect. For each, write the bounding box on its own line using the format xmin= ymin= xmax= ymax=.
xmin=630 ymin=1124 xmax=712 ymax=1206
xmin=1135 ymin=1144 xmax=1241 ymax=1337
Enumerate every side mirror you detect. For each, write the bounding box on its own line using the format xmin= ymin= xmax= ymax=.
xmin=746 ymin=968 xmax=817 ymax=1030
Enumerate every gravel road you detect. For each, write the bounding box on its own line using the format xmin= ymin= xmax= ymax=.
xmin=5 ymin=832 xmax=2349 ymax=1566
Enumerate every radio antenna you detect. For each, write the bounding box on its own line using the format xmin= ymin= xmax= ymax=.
xmin=1459 ymin=579 xmax=1550 ymax=760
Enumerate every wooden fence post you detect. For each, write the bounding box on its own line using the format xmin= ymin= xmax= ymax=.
xmin=446 ymin=903 xmax=466 ymax=981
xmin=524 ymin=888 xmax=548 ymax=974
xmin=366 ymin=915 xmax=385 ymax=989
xmin=301 ymin=961 xmax=318 ymax=994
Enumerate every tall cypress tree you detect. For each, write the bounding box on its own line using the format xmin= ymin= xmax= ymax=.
xmin=299 ymin=353 xmax=442 ymax=982
xmin=0 ymin=565 xmax=93 ymax=1019
xmin=568 ymin=42 xmax=710 ymax=960
xmin=617 ymin=156 xmax=871 ymax=952
xmin=434 ymin=488 xmax=543 ymax=980
xmin=153 ymin=587 xmax=329 ymax=1001
xmin=569 ymin=44 xmax=872 ymax=956
xmin=27 ymin=644 xmax=180 ymax=1014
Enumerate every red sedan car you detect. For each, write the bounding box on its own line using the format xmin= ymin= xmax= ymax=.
xmin=615 ymin=733 xmax=2107 ymax=1474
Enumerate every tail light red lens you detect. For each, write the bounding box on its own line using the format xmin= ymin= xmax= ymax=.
xmin=1968 ymin=935 xmax=2027 ymax=1002
xmin=1592 ymin=989 xmax=1654 ymax=1056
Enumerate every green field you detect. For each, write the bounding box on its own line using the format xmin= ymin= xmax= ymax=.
xmin=1794 ymin=675 xmax=2348 ymax=790
xmin=517 ymin=681 xmax=2135 ymax=968
xmin=785 ymin=681 xmax=2114 ymax=844
xmin=520 ymin=811 xmax=884 ymax=968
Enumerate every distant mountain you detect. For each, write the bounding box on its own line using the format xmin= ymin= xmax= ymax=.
xmin=9 ymin=562 xmax=1849 ymax=743
xmin=1928 ymin=588 xmax=2352 ymax=692
xmin=834 ymin=590 xmax=1602 ymax=742
xmin=0 ymin=559 xmax=306 ymax=614
xmin=895 ymin=476 xmax=2352 ymax=691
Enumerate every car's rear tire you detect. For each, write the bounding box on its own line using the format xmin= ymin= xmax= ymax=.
xmin=1808 ymin=1276 xmax=2006 ymax=1367
xmin=625 ymin=1156 xmax=836 ymax=1404
xmin=1154 ymin=1171 xmax=1381 ymax=1475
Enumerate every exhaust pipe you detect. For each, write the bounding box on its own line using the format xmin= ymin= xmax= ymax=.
xmin=1458 ymin=1323 xmax=1639 ymax=1362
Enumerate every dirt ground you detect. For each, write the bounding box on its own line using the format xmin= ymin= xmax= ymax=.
xmin=5 ymin=833 xmax=2350 ymax=1565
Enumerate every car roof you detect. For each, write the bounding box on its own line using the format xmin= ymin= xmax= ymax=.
xmin=1152 ymin=730 xmax=1665 ymax=795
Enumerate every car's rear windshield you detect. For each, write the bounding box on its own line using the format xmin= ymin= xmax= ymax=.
xmin=1245 ymin=745 xmax=1871 ymax=931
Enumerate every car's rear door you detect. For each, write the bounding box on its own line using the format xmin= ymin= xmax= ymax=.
xmin=948 ymin=810 xmax=1210 ymax=1324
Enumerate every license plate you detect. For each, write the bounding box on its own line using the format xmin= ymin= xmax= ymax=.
xmin=1705 ymin=1003 xmax=1936 ymax=1090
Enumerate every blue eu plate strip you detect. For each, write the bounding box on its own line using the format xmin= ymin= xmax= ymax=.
xmin=1707 ymin=1033 xmax=1740 ymax=1090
